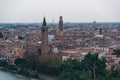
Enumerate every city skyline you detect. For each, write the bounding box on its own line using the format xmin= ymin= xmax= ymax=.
xmin=0 ymin=0 xmax=120 ymax=23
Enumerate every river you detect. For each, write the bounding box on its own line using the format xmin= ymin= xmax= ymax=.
xmin=0 ymin=70 xmax=30 ymax=80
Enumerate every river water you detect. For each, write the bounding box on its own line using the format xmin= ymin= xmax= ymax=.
xmin=0 ymin=70 xmax=29 ymax=80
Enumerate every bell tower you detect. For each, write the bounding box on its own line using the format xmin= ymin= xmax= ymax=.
xmin=59 ymin=16 xmax=63 ymax=31
xmin=41 ymin=17 xmax=49 ymax=54
xmin=58 ymin=16 xmax=64 ymax=37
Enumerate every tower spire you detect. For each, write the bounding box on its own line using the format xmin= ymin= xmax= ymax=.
xmin=42 ymin=17 xmax=47 ymax=26
xmin=41 ymin=17 xmax=49 ymax=54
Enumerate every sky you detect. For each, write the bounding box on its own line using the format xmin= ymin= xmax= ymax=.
xmin=0 ymin=0 xmax=120 ymax=23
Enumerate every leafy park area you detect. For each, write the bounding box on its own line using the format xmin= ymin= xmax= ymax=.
xmin=0 ymin=52 xmax=120 ymax=80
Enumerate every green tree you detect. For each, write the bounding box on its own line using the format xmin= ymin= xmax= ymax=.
xmin=24 ymin=53 xmax=40 ymax=71
xmin=83 ymin=53 xmax=106 ymax=79
xmin=0 ymin=60 xmax=8 ymax=67
xmin=105 ymin=65 xmax=120 ymax=80
xmin=14 ymin=58 xmax=26 ymax=67
xmin=58 ymin=71 xmax=86 ymax=80
xmin=39 ymin=54 xmax=61 ymax=75
xmin=58 ymin=58 xmax=91 ymax=80
xmin=61 ymin=58 xmax=82 ymax=72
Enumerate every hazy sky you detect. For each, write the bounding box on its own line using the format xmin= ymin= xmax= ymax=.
xmin=0 ymin=0 xmax=120 ymax=23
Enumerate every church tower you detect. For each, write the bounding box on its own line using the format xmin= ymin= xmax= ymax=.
xmin=57 ymin=16 xmax=64 ymax=37
xmin=41 ymin=17 xmax=49 ymax=54
xmin=59 ymin=16 xmax=63 ymax=31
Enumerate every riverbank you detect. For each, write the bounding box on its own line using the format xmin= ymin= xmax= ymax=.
xmin=39 ymin=74 xmax=57 ymax=80
xmin=0 ymin=67 xmax=34 ymax=80
xmin=0 ymin=67 xmax=57 ymax=80
xmin=0 ymin=70 xmax=29 ymax=80
xmin=0 ymin=67 xmax=16 ymax=74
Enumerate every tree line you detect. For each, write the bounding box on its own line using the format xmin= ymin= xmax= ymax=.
xmin=0 ymin=52 xmax=120 ymax=80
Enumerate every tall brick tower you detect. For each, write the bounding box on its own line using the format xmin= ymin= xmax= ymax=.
xmin=41 ymin=17 xmax=49 ymax=54
xmin=58 ymin=16 xmax=64 ymax=37
xmin=59 ymin=16 xmax=63 ymax=31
